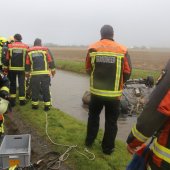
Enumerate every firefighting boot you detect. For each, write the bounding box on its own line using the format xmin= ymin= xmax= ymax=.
xmin=44 ymin=105 xmax=50 ymax=111
xmin=19 ymin=100 xmax=26 ymax=106
xmin=32 ymin=105 xmax=39 ymax=110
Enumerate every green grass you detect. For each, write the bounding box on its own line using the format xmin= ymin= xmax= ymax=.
xmin=56 ymin=59 xmax=160 ymax=80
xmin=56 ymin=59 xmax=86 ymax=74
xmin=14 ymin=103 xmax=131 ymax=170
xmin=130 ymin=68 xmax=160 ymax=81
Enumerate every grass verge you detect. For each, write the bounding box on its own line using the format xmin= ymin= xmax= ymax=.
xmin=14 ymin=102 xmax=131 ymax=170
xmin=56 ymin=59 xmax=86 ymax=74
xmin=56 ymin=59 xmax=160 ymax=80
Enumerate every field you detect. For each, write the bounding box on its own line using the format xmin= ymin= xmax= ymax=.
xmin=50 ymin=47 xmax=170 ymax=71
xmin=5 ymin=47 xmax=170 ymax=170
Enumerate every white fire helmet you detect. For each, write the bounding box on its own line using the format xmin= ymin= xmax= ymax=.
xmin=0 ymin=97 xmax=9 ymax=114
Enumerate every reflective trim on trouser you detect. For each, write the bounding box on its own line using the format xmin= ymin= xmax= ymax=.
xmin=10 ymin=94 xmax=16 ymax=98
xmin=8 ymin=70 xmax=26 ymax=99
xmin=31 ymin=74 xmax=51 ymax=105
xmin=44 ymin=102 xmax=51 ymax=106
xmin=1 ymin=86 xmax=10 ymax=93
xmin=32 ymin=101 xmax=39 ymax=106
xmin=19 ymin=96 xmax=26 ymax=101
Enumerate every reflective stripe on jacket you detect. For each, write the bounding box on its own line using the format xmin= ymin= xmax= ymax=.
xmin=127 ymin=59 xmax=170 ymax=168
xmin=151 ymin=118 xmax=170 ymax=167
xmin=88 ymin=39 xmax=131 ymax=97
xmin=26 ymin=46 xmax=55 ymax=75
xmin=6 ymin=42 xmax=28 ymax=71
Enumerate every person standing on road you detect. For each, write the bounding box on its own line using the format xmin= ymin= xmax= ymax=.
xmin=4 ymin=34 xmax=29 ymax=106
xmin=25 ymin=38 xmax=56 ymax=111
xmin=126 ymin=59 xmax=170 ymax=170
xmin=85 ymin=25 xmax=132 ymax=154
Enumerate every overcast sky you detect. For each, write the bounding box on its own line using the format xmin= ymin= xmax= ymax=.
xmin=1 ymin=0 xmax=170 ymax=47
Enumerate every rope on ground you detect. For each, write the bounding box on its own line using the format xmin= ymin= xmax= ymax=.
xmin=44 ymin=111 xmax=95 ymax=169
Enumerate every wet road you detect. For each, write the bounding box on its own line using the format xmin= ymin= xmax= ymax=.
xmin=51 ymin=70 xmax=136 ymax=142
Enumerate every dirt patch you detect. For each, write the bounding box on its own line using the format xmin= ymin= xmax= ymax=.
xmin=4 ymin=110 xmax=72 ymax=170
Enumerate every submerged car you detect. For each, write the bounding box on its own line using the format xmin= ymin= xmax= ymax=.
xmin=82 ymin=76 xmax=154 ymax=116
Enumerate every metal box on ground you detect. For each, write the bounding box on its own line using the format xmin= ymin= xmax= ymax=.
xmin=0 ymin=134 xmax=31 ymax=169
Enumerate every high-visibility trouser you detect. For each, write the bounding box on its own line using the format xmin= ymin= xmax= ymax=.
xmin=8 ymin=70 xmax=26 ymax=101
xmin=30 ymin=74 xmax=51 ymax=106
xmin=0 ymin=114 xmax=4 ymax=134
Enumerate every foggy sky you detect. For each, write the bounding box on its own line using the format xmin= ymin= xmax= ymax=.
xmin=1 ymin=0 xmax=170 ymax=47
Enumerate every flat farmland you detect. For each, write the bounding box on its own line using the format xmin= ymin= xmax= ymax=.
xmin=50 ymin=47 xmax=170 ymax=71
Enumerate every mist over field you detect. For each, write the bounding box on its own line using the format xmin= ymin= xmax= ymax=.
xmin=1 ymin=0 xmax=170 ymax=48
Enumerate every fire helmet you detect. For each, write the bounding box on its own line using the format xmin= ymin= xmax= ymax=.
xmin=0 ymin=37 xmax=7 ymax=46
xmin=8 ymin=36 xmax=14 ymax=43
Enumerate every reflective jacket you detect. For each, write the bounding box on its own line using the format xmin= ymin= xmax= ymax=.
xmin=25 ymin=46 xmax=55 ymax=75
xmin=86 ymin=39 xmax=131 ymax=98
xmin=127 ymin=59 xmax=170 ymax=168
xmin=5 ymin=42 xmax=29 ymax=71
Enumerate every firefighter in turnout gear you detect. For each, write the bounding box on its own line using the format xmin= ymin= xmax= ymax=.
xmin=1 ymin=36 xmax=15 ymax=73
xmin=0 ymin=37 xmax=7 ymax=70
xmin=4 ymin=34 xmax=29 ymax=106
xmin=0 ymin=71 xmax=10 ymax=139
xmin=85 ymin=25 xmax=132 ymax=154
xmin=126 ymin=59 xmax=170 ymax=170
xmin=25 ymin=38 xmax=56 ymax=111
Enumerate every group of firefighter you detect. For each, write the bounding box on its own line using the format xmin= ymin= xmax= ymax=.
xmin=0 ymin=34 xmax=56 ymax=140
xmin=0 ymin=25 xmax=170 ymax=170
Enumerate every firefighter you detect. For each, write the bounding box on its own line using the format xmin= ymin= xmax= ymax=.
xmin=25 ymin=38 xmax=56 ymax=111
xmin=4 ymin=34 xmax=29 ymax=106
xmin=0 ymin=37 xmax=7 ymax=70
xmin=1 ymin=36 xmax=14 ymax=72
xmin=85 ymin=25 xmax=132 ymax=154
xmin=126 ymin=59 xmax=170 ymax=170
xmin=0 ymin=70 xmax=10 ymax=139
